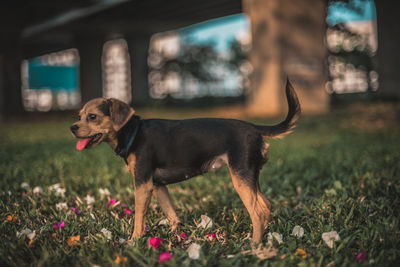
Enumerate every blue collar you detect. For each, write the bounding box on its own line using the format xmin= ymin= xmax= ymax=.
xmin=121 ymin=125 xmax=139 ymax=156
xmin=115 ymin=115 xmax=141 ymax=159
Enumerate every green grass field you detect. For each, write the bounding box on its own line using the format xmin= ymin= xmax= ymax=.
xmin=1 ymin=103 xmax=399 ymax=266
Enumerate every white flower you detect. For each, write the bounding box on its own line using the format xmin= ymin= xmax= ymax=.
xmin=322 ymin=231 xmax=340 ymax=248
xmin=56 ymin=202 xmax=68 ymax=211
xmin=27 ymin=231 xmax=36 ymax=240
xmin=158 ymin=218 xmax=169 ymax=226
xmin=21 ymin=182 xmax=29 ymax=190
xmin=49 ymin=183 xmax=66 ymax=197
xmin=33 ymin=186 xmax=43 ymax=194
xmin=99 ymin=188 xmax=110 ymax=197
xmin=55 ymin=187 xmax=66 ymax=197
xmin=187 ymin=243 xmax=201 ymax=260
xmin=100 ymin=228 xmax=112 ymax=240
xmin=267 ymin=232 xmax=283 ymax=244
xmin=48 ymin=183 xmax=61 ymax=191
xmin=86 ymin=195 xmax=95 ymax=205
xmin=90 ymin=213 xmax=96 ymax=220
xmin=16 ymin=228 xmax=32 ymax=238
xmin=198 ymin=215 xmax=213 ymax=229
xmin=291 ymin=225 xmax=304 ymax=238
xmin=119 ymin=238 xmax=126 ymax=244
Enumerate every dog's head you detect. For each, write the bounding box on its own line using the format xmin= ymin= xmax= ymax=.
xmin=70 ymin=98 xmax=135 ymax=150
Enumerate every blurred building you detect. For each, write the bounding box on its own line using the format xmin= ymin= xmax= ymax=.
xmin=0 ymin=0 xmax=398 ymax=119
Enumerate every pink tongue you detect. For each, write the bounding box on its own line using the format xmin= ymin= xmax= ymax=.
xmin=76 ymin=138 xmax=91 ymax=151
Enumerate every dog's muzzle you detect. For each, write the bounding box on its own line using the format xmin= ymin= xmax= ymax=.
xmin=70 ymin=124 xmax=79 ymax=135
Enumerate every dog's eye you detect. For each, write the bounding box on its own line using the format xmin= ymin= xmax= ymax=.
xmin=88 ymin=114 xmax=97 ymax=121
xmin=78 ymin=115 xmax=81 ymax=121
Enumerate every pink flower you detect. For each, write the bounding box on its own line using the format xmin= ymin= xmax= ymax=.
xmin=145 ymin=226 xmax=150 ymax=231
xmin=124 ymin=208 xmax=132 ymax=215
xmin=71 ymin=207 xmax=81 ymax=214
xmin=107 ymin=198 xmax=116 ymax=208
xmin=355 ymin=252 xmax=367 ymax=263
xmin=180 ymin=232 xmax=188 ymax=239
xmin=149 ymin=237 xmax=163 ymax=249
xmin=206 ymin=233 xmax=216 ymax=241
xmin=53 ymin=221 xmax=65 ymax=231
xmin=159 ymin=252 xmax=172 ymax=263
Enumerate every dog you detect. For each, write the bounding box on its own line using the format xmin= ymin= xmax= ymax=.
xmin=70 ymin=79 xmax=300 ymax=244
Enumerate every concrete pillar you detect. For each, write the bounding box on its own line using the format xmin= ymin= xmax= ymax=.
xmin=128 ymin=36 xmax=151 ymax=106
xmin=76 ymin=35 xmax=104 ymax=103
xmin=243 ymin=0 xmax=328 ymax=117
xmin=376 ymin=1 xmax=400 ymax=99
xmin=0 ymin=4 xmax=24 ymax=119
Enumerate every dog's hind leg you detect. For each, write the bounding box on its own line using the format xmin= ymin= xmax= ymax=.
xmin=153 ymin=185 xmax=181 ymax=231
xmin=228 ymin=167 xmax=270 ymax=244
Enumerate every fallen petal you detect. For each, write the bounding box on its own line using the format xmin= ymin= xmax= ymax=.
xmin=33 ymin=186 xmax=43 ymax=194
xmin=159 ymin=252 xmax=172 ymax=263
xmin=291 ymin=225 xmax=304 ymax=238
xmin=56 ymin=202 xmax=68 ymax=211
xmin=124 ymin=209 xmax=132 ymax=215
xmin=55 ymin=187 xmax=66 ymax=197
xmin=86 ymin=195 xmax=95 ymax=205
xmin=267 ymin=232 xmax=283 ymax=244
xmin=198 ymin=215 xmax=213 ymax=229
xmin=99 ymin=188 xmax=110 ymax=197
xmin=180 ymin=232 xmax=188 ymax=240
xmin=149 ymin=237 xmax=163 ymax=249
xmin=16 ymin=228 xmax=32 ymax=238
xmin=187 ymin=243 xmax=201 ymax=260
xmin=158 ymin=218 xmax=169 ymax=226
xmin=114 ymin=253 xmax=128 ymax=265
xmin=67 ymin=235 xmax=81 ymax=246
xmin=20 ymin=182 xmax=29 ymax=190
xmin=355 ymin=252 xmax=367 ymax=263
xmin=295 ymin=248 xmax=308 ymax=259
xmin=322 ymin=231 xmax=340 ymax=248
xmin=27 ymin=231 xmax=36 ymax=240
xmin=101 ymin=228 xmax=112 ymax=240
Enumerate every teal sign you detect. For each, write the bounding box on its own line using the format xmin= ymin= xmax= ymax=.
xmin=28 ymin=61 xmax=79 ymax=91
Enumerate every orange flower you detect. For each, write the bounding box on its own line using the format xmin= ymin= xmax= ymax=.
xmin=67 ymin=235 xmax=81 ymax=247
xmin=7 ymin=215 xmax=18 ymax=223
xmin=51 ymin=233 xmax=57 ymax=238
xmin=295 ymin=248 xmax=308 ymax=259
xmin=114 ymin=253 xmax=128 ymax=265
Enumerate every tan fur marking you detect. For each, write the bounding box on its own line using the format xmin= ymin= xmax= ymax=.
xmin=126 ymin=153 xmax=154 ymax=240
xmin=126 ymin=153 xmax=136 ymax=176
xmin=153 ymin=185 xmax=180 ymax=231
xmin=261 ymin=143 xmax=270 ymax=161
xmin=131 ymin=179 xmax=153 ymax=240
xmin=228 ymin=167 xmax=271 ymax=244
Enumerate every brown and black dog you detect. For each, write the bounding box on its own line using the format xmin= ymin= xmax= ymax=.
xmin=70 ymin=79 xmax=300 ymax=244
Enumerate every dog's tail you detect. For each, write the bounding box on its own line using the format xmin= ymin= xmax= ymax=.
xmin=254 ymin=78 xmax=301 ymax=139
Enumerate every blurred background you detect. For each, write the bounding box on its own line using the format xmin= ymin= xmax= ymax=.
xmin=0 ymin=0 xmax=398 ymax=120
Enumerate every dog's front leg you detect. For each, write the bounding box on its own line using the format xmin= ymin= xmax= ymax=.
xmin=153 ymin=185 xmax=180 ymax=231
xmin=131 ymin=180 xmax=153 ymax=240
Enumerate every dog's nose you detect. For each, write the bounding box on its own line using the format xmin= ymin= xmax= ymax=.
xmin=70 ymin=124 xmax=79 ymax=134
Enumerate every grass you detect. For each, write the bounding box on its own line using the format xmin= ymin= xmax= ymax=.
xmin=0 ymin=103 xmax=399 ymax=266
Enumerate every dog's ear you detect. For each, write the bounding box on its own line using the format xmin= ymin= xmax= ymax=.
xmin=106 ymin=98 xmax=135 ymax=131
